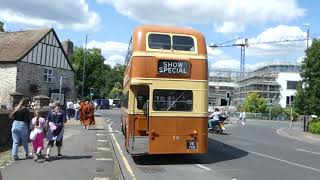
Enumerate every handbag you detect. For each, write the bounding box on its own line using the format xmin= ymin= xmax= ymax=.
xmin=29 ymin=130 xmax=37 ymax=140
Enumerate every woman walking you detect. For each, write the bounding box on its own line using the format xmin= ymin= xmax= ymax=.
xmin=45 ymin=101 xmax=66 ymax=161
xmin=30 ymin=110 xmax=46 ymax=162
xmin=9 ymin=98 xmax=31 ymax=161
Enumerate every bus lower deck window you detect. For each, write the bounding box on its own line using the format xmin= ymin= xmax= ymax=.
xmin=153 ymin=90 xmax=193 ymax=111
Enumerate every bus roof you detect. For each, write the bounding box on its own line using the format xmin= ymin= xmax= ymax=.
xmin=131 ymin=25 xmax=207 ymax=55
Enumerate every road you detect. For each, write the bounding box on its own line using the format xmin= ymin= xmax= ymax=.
xmin=100 ymin=109 xmax=320 ymax=180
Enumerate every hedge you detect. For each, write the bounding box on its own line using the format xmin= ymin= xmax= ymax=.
xmin=308 ymin=119 xmax=320 ymax=134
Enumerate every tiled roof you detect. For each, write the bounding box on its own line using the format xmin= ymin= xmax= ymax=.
xmin=0 ymin=28 xmax=51 ymax=62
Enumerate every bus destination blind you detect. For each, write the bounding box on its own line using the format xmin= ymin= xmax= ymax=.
xmin=158 ymin=60 xmax=189 ymax=75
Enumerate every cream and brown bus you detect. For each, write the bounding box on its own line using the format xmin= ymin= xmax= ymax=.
xmin=121 ymin=25 xmax=208 ymax=155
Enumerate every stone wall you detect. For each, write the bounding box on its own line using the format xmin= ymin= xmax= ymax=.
xmin=0 ymin=63 xmax=17 ymax=105
xmin=16 ymin=62 xmax=76 ymax=101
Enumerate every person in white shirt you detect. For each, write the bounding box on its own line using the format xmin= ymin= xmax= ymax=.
xmin=66 ymin=100 xmax=75 ymax=120
xmin=208 ymin=108 xmax=221 ymax=131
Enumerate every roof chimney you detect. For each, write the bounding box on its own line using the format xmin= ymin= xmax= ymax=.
xmin=62 ymin=39 xmax=74 ymax=60
xmin=0 ymin=21 xmax=4 ymax=32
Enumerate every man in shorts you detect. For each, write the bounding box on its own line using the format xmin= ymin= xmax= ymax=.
xmin=45 ymin=101 xmax=66 ymax=160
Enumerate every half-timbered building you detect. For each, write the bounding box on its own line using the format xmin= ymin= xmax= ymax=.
xmin=0 ymin=28 xmax=76 ymax=105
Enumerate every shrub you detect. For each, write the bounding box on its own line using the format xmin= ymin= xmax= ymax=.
xmin=308 ymin=119 xmax=320 ymax=134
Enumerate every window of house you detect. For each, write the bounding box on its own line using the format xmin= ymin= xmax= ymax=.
xmin=286 ymin=95 xmax=295 ymax=106
xmin=153 ymin=90 xmax=193 ymax=111
xmin=173 ymin=35 xmax=195 ymax=51
xmin=287 ymin=81 xmax=299 ymax=90
xmin=43 ymin=68 xmax=53 ymax=83
xmin=148 ymin=34 xmax=171 ymax=50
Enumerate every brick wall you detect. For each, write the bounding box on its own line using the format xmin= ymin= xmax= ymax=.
xmin=0 ymin=63 xmax=17 ymax=105
xmin=16 ymin=62 xmax=76 ymax=101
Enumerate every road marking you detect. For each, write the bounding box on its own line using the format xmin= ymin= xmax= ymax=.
xmin=97 ymin=134 xmax=107 ymax=136
xmin=93 ymin=177 xmax=109 ymax=180
xmin=97 ymin=147 xmax=111 ymax=151
xmin=296 ymin=149 xmax=320 ymax=155
xmin=248 ymin=150 xmax=320 ymax=173
xmin=195 ymin=164 xmax=211 ymax=171
xmin=96 ymin=158 xmax=113 ymax=161
xmin=108 ymin=124 xmax=136 ymax=180
xmin=97 ymin=139 xmax=109 ymax=142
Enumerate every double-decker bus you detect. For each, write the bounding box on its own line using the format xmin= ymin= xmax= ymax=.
xmin=121 ymin=25 xmax=208 ymax=155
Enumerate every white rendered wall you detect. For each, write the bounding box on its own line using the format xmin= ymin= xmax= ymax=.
xmin=276 ymin=72 xmax=301 ymax=108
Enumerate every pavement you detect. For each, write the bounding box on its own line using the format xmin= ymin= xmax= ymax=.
xmin=0 ymin=116 xmax=121 ymax=180
xmin=277 ymin=128 xmax=320 ymax=145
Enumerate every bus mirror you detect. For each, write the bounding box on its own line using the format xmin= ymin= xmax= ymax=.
xmin=143 ymin=100 xmax=149 ymax=111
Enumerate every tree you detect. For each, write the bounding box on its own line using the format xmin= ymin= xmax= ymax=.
xmin=295 ymin=39 xmax=320 ymax=116
xmin=71 ymin=47 xmax=126 ymax=99
xmin=243 ymin=92 xmax=268 ymax=113
xmin=71 ymin=47 xmax=111 ymax=99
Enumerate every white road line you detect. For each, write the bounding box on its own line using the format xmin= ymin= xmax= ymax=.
xmin=195 ymin=164 xmax=211 ymax=171
xmin=296 ymin=149 xmax=320 ymax=155
xmin=97 ymin=134 xmax=107 ymax=136
xmin=248 ymin=150 xmax=320 ymax=173
xmin=93 ymin=177 xmax=109 ymax=180
xmin=108 ymin=124 xmax=136 ymax=180
xmin=97 ymin=139 xmax=109 ymax=142
xmin=97 ymin=147 xmax=111 ymax=151
xmin=96 ymin=158 xmax=113 ymax=161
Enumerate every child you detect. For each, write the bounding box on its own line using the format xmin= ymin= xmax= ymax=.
xmin=30 ymin=111 xmax=46 ymax=161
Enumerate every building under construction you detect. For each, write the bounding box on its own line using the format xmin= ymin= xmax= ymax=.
xmin=209 ymin=62 xmax=301 ymax=108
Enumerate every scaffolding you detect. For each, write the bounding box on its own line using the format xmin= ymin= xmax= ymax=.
xmin=208 ymin=62 xmax=301 ymax=107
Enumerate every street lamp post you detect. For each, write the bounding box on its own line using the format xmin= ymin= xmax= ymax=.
xmin=302 ymin=23 xmax=310 ymax=131
xmin=81 ymin=34 xmax=91 ymax=98
xmin=59 ymin=76 xmax=69 ymax=104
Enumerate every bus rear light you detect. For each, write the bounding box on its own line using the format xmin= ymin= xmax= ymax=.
xmin=191 ymin=130 xmax=198 ymax=139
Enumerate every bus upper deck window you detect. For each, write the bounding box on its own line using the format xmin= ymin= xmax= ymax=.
xmin=148 ymin=34 xmax=171 ymax=50
xmin=173 ymin=35 xmax=195 ymax=51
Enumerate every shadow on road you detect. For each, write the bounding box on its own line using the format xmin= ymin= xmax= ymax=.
xmin=132 ymin=138 xmax=248 ymax=165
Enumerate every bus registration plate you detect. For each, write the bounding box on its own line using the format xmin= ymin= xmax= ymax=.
xmin=186 ymin=140 xmax=197 ymax=150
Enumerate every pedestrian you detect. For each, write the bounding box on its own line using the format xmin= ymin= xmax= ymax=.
xmin=30 ymin=110 xmax=46 ymax=161
xmin=75 ymin=100 xmax=80 ymax=121
xmin=66 ymin=100 xmax=75 ymax=120
xmin=45 ymin=101 xmax=67 ymax=161
xmin=239 ymin=111 xmax=246 ymax=125
xmin=9 ymin=98 xmax=31 ymax=161
xmin=81 ymin=99 xmax=95 ymax=130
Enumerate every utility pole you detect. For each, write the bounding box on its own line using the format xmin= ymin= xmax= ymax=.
xmin=81 ymin=34 xmax=90 ymax=98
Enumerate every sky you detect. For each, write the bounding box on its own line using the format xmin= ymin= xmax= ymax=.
xmin=1 ymin=0 xmax=319 ymax=70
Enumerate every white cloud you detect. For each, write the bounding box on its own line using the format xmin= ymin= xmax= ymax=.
xmin=87 ymin=40 xmax=128 ymax=67
xmin=98 ymin=0 xmax=305 ymax=34
xmin=214 ymin=22 xmax=245 ymax=34
xmin=241 ymin=25 xmax=309 ymax=56
xmin=0 ymin=0 xmax=101 ymax=31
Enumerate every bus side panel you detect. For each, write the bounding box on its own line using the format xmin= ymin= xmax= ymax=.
xmin=148 ymin=117 xmax=208 ymax=154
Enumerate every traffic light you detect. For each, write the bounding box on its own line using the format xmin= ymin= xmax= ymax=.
xmin=90 ymin=88 xmax=94 ymax=96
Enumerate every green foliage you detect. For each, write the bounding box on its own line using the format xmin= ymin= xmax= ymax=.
xmin=271 ymin=105 xmax=284 ymax=117
xmin=108 ymin=82 xmax=122 ymax=99
xmin=295 ymin=39 xmax=320 ymax=116
xmin=243 ymin=92 xmax=268 ymax=113
xmin=71 ymin=47 xmax=126 ymax=99
xmin=308 ymin=119 xmax=320 ymax=134
xmin=284 ymin=107 xmax=299 ymax=121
